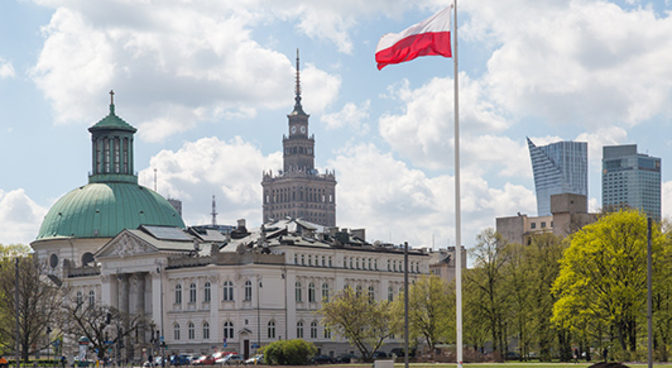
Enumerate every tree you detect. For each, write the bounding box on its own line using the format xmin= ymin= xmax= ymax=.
xmin=465 ymin=228 xmax=510 ymax=356
xmin=500 ymin=242 xmax=533 ymax=361
xmin=393 ymin=275 xmax=453 ymax=352
xmin=319 ymin=287 xmax=399 ymax=361
xmin=0 ymin=248 xmax=61 ymax=363
xmin=59 ymin=289 xmax=147 ymax=360
xmin=552 ymin=209 xmax=665 ymax=356
xmin=263 ymin=339 xmax=316 ymax=365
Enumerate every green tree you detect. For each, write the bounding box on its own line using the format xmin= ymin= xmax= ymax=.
xmin=552 ymin=209 xmax=665 ymax=355
xmin=393 ymin=275 xmax=453 ymax=352
xmin=319 ymin=287 xmax=398 ymax=361
xmin=465 ymin=228 xmax=510 ymax=357
xmin=501 ymin=242 xmax=533 ymax=360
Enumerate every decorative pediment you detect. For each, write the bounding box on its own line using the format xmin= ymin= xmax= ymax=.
xmin=96 ymin=231 xmax=157 ymax=259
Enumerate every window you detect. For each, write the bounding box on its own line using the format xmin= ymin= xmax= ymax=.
xmin=349 ymin=258 xmax=353 ymax=268
xmin=368 ymin=258 xmax=371 ymax=269
xmin=76 ymin=291 xmax=83 ymax=307
xmin=245 ymin=280 xmax=252 ymax=301
xmin=322 ymin=283 xmax=329 ymax=302
xmin=189 ymin=283 xmax=197 ymax=303
xmin=322 ymin=256 xmax=326 ymax=267
xmin=541 ymin=221 xmax=547 ymax=228
xmin=175 ymin=284 xmax=182 ymax=304
xmin=387 ymin=260 xmax=391 ymax=271
xmin=203 ymin=322 xmax=210 ymax=340
xmin=368 ymin=286 xmax=375 ymax=302
xmin=323 ymin=327 xmax=331 ymax=339
xmin=374 ymin=259 xmax=378 ymax=270
xmin=294 ymin=254 xmax=298 ymax=264
xmin=328 ymin=257 xmax=332 ymax=267
xmin=301 ymin=254 xmax=305 ymax=265
xmin=308 ymin=282 xmax=316 ymax=302
xmin=204 ymin=282 xmax=211 ymax=303
xmin=297 ymin=321 xmax=304 ymax=338
xmin=224 ymin=321 xmax=234 ymax=339
xmin=356 ymin=258 xmax=360 ymax=269
xmin=188 ymin=322 xmax=195 ymax=340
xmin=308 ymin=255 xmax=312 ymax=266
xmin=343 ymin=257 xmax=347 ymax=268
xmin=88 ymin=290 xmax=95 ymax=308
xmin=530 ymin=222 xmax=536 ymax=229
xmin=393 ymin=260 xmax=397 ymax=271
xmin=356 ymin=285 xmax=362 ymax=298
xmin=174 ymin=323 xmax=180 ymax=340
xmin=295 ymin=281 xmax=302 ymax=302
xmin=310 ymin=321 xmax=318 ymax=339
xmin=388 ymin=286 xmax=394 ymax=302
xmin=268 ymin=321 xmax=276 ymax=339
xmin=223 ymin=281 xmax=234 ymax=301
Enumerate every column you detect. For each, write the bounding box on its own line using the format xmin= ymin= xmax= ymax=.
xmin=119 ymin=274 xmax=129 ymax=314
xmin=151 ymin=270 xmax=163 ymax=338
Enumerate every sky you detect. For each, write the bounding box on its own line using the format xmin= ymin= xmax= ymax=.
xmin=1 ymin=0 xmax=671 ymax=254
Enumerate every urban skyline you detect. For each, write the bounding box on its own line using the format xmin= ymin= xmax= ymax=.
xmin=1 ymin=1 xmax=671 ymax=250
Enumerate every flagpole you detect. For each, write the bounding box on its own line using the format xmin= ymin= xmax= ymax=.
xmin=453 ymin=1 xmax=463 ymax=368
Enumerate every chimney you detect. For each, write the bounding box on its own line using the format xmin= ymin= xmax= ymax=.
xmin=237 ymin=219 xmax=246 ymax=230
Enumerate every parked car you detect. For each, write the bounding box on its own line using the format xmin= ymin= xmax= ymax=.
xmin=244 ymin=355 xmax=263 ymax=365
xmin=372 ymin=351 xmax=388 ymax=359
xmin=310 ymin=355 xmax=334 ymax=364
xmin=335 ymin=354 xmax=358 ymax=363
xmin=193 ymin=355 xmax=216 ymax=366
xmin=216 ymin=354 xmax=243 ymax=365
xmin=171 ymin=354 xmax=191 ymax=366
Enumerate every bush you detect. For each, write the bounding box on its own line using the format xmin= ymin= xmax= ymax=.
xmin=264 ymin=339 xmax=317 ymax=365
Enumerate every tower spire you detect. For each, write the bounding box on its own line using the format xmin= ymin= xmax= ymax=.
xmin=290 ymin=49 xmax=307 ymax=116
xmin=211 ymin=195 xmax=218 ymax=226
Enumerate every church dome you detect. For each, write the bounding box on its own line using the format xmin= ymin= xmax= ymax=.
xmin=35 ymin=92 xmax=185 ymax=242
xmin=36 ymin=182 xmax=185 ymax=241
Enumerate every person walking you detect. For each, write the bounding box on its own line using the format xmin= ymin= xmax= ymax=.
xmin=603 ymin=347 xmax=608 ymax=363
xmin=573 ymin=348 xmax=579 ymax=363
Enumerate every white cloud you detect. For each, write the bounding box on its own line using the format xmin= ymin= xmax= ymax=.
xmin=138 ymin=136 xmax=281 ymax=227
xmin=0 ymin=189 xmax=47 ymax=245
xmin=463 ymin=0 xmax=672 ymax=128
xmin=29 ymin=2 xmax=341 ymax=141
xmin=321 ymin=100 xmax=370 ymax=134
xmin=664 ymin=181 xmax=672 ymax=222
xmin=575 ymin=126 xmax=629 ymax=164
xmin=330 ymin=143 xmax=535 ymax=248
xmin=0 ymin=58 xmax=16 ymax=79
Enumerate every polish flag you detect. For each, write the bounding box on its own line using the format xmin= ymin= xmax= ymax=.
xmin=375 ymin=6 xmax=452 ymax=70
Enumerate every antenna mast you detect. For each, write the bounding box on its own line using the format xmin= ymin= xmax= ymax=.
xmin=211 ymin=195 xmax=218 ymax=226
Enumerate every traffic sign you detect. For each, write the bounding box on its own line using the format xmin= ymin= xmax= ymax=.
xmin=160 ymin=336 xmax=164 ymax=342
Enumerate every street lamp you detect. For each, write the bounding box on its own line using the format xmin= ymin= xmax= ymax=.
xmin=15 ymin=258 xmax=20 ymax=368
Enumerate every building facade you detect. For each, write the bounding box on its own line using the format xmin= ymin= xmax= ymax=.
xmin=262 ymin=52 xmax=337 ymax=227
xmin=31 ymin=95 xmax=428 ymax=362
xmin=602 ymin=144 xmax=661 ymax=221
xmin=527 ymin=138 xmax=588 ymax=216
xmin=496 ymin=193 xmax=597 ymax=246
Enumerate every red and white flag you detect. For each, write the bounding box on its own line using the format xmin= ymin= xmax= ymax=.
xmin=375 ymin=6 xmax=452 ymax=70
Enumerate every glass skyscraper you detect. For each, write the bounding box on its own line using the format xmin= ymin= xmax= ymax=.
xmin=527 ymin=138 xmax=588 ymax=216
xmin=602 ymin=144 xmax=661 ymax=221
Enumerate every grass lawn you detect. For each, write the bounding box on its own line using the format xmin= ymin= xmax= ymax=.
xmin=385 ymin=363 xmax=670 ymax=368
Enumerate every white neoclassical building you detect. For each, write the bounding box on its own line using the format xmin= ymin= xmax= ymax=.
xmin=30 ymin=95 xmax=430 ymax=362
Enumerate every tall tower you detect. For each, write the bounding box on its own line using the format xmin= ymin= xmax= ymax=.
xmin=527 ymin=138 xmax=588 ymax=216
xmin=261 ymin=50 xmax=337 ymax=227
xmin=602 ymin=144 xmax=661 ymax=221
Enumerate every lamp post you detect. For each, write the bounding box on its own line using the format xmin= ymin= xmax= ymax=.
xmin=15 ymin=257 xmax=20 ymax=368
xmin=256 ymin=275 xmax=262 ymax=350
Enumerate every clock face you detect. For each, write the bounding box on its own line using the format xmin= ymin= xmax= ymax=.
xmin=291 ymin=126 xmax=297 ymax=134
xmin=300 ymin=125 xmax=306 ymax=134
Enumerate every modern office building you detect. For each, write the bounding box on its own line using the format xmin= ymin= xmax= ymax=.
xmin=527 ymin=138 xmax=588 ymax=216
xmin=262 ymin=51 xmax=337 ymax=227
xmin=602 ymin=144 xmax=661 ymax=221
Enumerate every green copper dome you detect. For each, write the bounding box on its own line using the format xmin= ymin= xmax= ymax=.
xmin=36 ymin=182 xmax=185 ymax=240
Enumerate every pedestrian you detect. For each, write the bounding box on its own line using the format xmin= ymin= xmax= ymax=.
xmin=61 ymin=355 xmax=67 ymax=368
xmin=603 ymin=347 xmax=608 ymax=363
xmin=573 ymin=348 xmax=578 ymax=363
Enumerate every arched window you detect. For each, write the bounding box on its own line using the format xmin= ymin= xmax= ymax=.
xmin=188 ymin=322 xmax=195 ymax=340
xmin=297 ymin=321 xmax=304 ymax=338
xmin=88 ymin=290 xmax=95 ymax=308
xmin=368 ymin=258 xmax=372 ymax=269
xmin=174 ymin=323 xmax=180 ymax=340
xmin=374 ymin=259 xmax=378 ymax=270
xmin=308 ymin=282 xmax=316 ymax=303
xmin=321 ymin=283 xmax=329 ymax=302
xmin=175 ymin=284 xmax=182 ymax=304
xmin=245 ymin=280 xmax=252 ymax=301
xmin=308 ymin=255 xmax=312 ymax=266
xmin=204 ymin=282 xmax=211 ymax=303
xmin=76 ymin=291 xmax=83 ymax=307
xmin=388 ymin=286 xmax=394 ymax=302
xmin=343 ymin=257 xmax=347 ymax=268
xmin=349 ymin=258 xmax=353 ymax=268
xmin=223 ymin=321 xmax=234 ymax=339
xmin=321 ymin=256 xmax=326 ymax=267
xmin=393 ymin=260 xmax=397 ymax=272
xmin=387 ymin=260 xmax=391 ymax=271
xmin=268 ymin=321 xmax=276 ymax=339
xmin=328 ymin=257 xmax=332 ymax=267
xmin=189 ymin=283 xmax=197 ymax=303
xmin=203 ymin=322 xmax=210 ymax=340
xmin=310 ymin=321 xmax=318 ymax=339
xmin=324 ymin=327 xmax=331 ymax=339
xmin=368 ymin=286 xmax=375 ymax=302
xmin=295 ymin=281 xmax=302 ymax=302
xmin=356 ymin=258 xmax=360 ymax=269
xmin=223 ymin=281 xmax=234 ymax=301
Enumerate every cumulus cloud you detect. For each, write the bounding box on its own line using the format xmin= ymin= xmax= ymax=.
xmin=0 ymin=58 xmax=15 ymax=79
xmin=330 ymin=143 xmax=535 ymax=247
xmin=29 ymin=2 xmax=341 ymax=141
xmin=321 ymin=100 xmax=370 ymax=134
xmin=576 ymin=126 xmax=629 ymax=164
xmin=138 ymin=136 xmax=281 ymax=227
xmin=0 ymin=189 xmax=48 ymax=245
xmin=463 ymin=0 xmax=672 ymax=128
